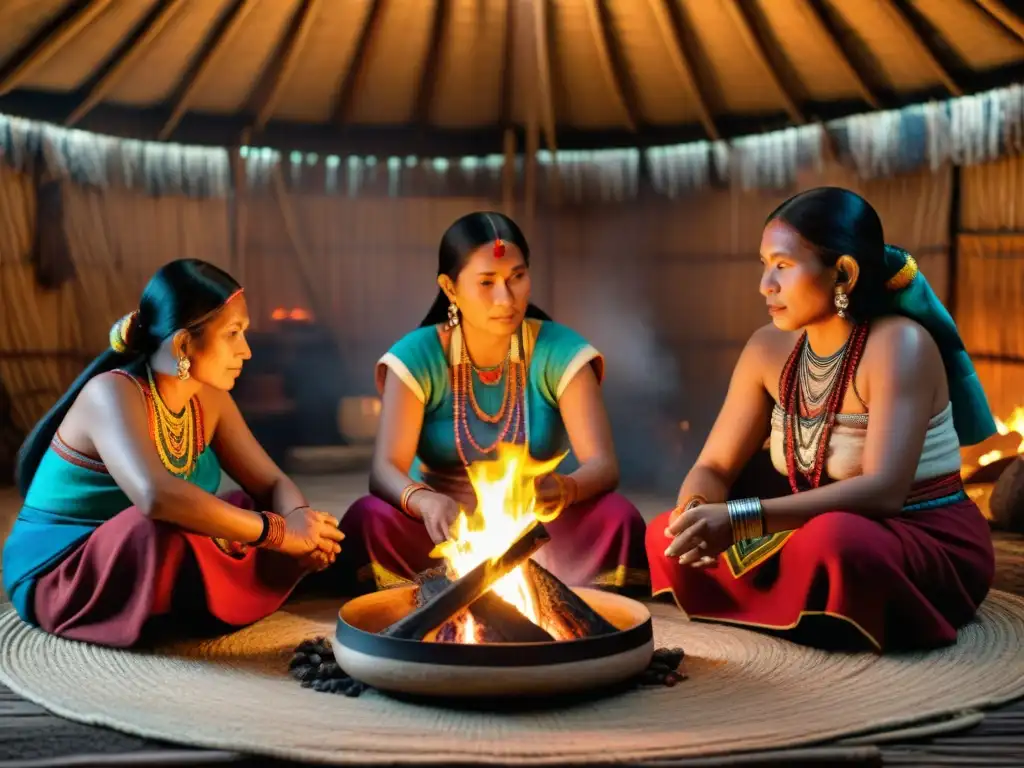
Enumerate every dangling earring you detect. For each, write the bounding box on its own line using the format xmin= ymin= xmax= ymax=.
xmin=447 ymin=302 xmax=460 ymax=328
xmin=834 ymin=287 xmax=849 ymax=319
xmin=176 ymin=355 xmax=192 ymax=381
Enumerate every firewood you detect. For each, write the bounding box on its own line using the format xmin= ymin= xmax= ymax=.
xmin=379 ymin=521 xmax=550 ymax=640
xmin=525 ymin=560 xmax=618 ymax=640
xmin=418 ymin=572 xmax=554 ymax=643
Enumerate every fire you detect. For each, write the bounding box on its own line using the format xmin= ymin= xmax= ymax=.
xmin=969 ymin=408 xmax=1024 ymax=472
xmin=994 ymin=407 xmax=1024 ymax=452
xmin=431 ymin=443 xmax=567 ymax=644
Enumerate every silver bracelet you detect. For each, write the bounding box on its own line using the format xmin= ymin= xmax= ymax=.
xmin=726 ymin=498 xmax=765 ymax=543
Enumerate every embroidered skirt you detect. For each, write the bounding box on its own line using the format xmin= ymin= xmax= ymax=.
xmin=31 ymin=491 xmax=306 ymax=648
xmin=330 ymin=492 xmax=650 ymax=594
xmin=646 ymin=473 xmax=995 ymax=652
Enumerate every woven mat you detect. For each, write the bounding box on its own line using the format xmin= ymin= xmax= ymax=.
xmin=1 ymin=593 xmax=1024 ymax=766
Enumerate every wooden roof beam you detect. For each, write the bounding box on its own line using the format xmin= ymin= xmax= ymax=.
xmin=331 ymin=0 xmax=387 ymax=125
xmin=719 ymin=0 xmax=805 ymax=125
xmin=413 ymin=0 xmax=450 ymax=125
xmin=159 ymin=0 xmax=259 ymax=141
xmin=646 ymin=0 xmax=719 ymax=141
xmin=881 ymin=0 xmax=963 ymax=96
xmin=799 ymin=0 xmax=881 ymax=109
xmin=67 ymin=0 xmax=189 ymax=126
xmin=0 ymin=0 xmax=114 ymax=97
xmin=972 ymin=0 xmax=1024 ymax=45
xmin=532 ymin=0 xmax=558 ymax=153
xmin=250 ymin=0 xmax=323 ymax=133
xmin=584 ymin=0 xmax=641 ymax=132
xmin=498 ymin=0 xmax=516 ymax=128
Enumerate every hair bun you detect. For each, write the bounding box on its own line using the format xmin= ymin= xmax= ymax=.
xmin=109 ymin=311 xmax=140 ymax=354
xmin=883 ymin=244 xmax=918 ymax=292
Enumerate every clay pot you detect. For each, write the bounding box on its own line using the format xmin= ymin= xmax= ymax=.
xmin=337 ymin=396 xmax=381 ymax=445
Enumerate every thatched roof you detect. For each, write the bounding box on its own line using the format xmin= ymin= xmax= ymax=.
xmin=0 ymin=0 xmax=1021 ymax=156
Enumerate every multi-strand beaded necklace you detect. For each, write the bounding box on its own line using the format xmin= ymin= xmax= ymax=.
xmin=450 ymin=326 xmax=526 ymax=466
xmin=143 ymin=366 xmax=205 ymax=478
xmin=777 ymin=322 xmax=868 ymax=492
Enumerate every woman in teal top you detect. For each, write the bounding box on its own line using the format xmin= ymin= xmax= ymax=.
xmin=2 ymin=259 xmax=343 ymax=648
xmin=337 ymin=211 xmax=648 ymax=594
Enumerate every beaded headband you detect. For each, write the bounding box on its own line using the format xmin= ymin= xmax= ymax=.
xmin=108 ymin=288 xmax=246 ymax=353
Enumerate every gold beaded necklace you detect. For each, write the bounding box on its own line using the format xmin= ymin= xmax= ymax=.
xmin=145 ymin=366 xmax=203 ymax=478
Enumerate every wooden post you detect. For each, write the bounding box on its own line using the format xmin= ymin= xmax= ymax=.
xmin=501 ymin=127 xmax=517 ymax=218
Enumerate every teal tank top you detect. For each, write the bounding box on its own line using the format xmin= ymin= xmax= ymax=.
xmin=1 ymin=372 xmax=222 ymax=625
xmin=374 ymin=319 xmax=605 ymax=475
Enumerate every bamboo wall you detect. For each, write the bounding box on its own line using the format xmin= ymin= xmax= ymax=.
xmin=3 ymin=153 xmax=1020 ymax=493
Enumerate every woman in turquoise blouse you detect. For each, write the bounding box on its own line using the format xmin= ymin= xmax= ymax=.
xmin=338 ymin=211 xmax=648 ymax=593
xmin=2 ymin=259 xmax=343 ymax=647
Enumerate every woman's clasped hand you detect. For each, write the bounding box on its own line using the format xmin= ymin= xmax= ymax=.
xmin=282 ymin=506 xmax=344 ymax=570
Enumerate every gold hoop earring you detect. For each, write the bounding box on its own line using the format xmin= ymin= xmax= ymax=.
xmin=447 ymin=302 xmax=460 ymax=328
xmin=834 ymin=287 xmax=849 ymax=319
xmin=176 ymin=355 xmax=192 ymax=381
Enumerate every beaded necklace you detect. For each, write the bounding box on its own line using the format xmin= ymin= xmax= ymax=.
xmin=449 ymin=326 xmax=526 ymax=465
xmin=777 ymin=323 xmax=868 ymax=492
xmin=144 ymin=367 xmax=205 ymax=478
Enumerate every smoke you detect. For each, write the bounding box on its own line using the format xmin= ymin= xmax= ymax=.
xmin=558 ymin=251 xmax=687 ymax=499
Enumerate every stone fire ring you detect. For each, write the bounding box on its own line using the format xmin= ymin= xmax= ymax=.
xmin=333 ymin=586 xmax=654 ymax=698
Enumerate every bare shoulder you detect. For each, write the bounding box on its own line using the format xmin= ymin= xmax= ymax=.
xmin=79 ymin=370 xmax=145 ymax=411
xmin=864 ymin=316 xmax=942 ymax=370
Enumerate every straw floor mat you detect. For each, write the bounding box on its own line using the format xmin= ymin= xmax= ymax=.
xmin=1 ymin=592 xmax=1023 ymax=766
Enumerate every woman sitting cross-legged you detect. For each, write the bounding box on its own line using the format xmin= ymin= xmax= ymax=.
xmin=335 ymin=211 xmax=648 ymax=594
xmin=2 ymin=259 xmax=344 ymax=648
xmin=646 ymin=187 xmax=996 ymax=653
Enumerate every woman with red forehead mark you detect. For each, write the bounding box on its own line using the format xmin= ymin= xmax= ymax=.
xmin=337 ymin=211 xmax=648 ymax=594
xmin=3 ymin=259 xmax=343 ymax=648
xmin=647 ymin=187 xmax=996 ymax=652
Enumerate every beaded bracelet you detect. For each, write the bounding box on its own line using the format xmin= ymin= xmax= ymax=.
xmin=253 ymin=511 xmax=287 ymax=550
xmin=726 ymin=498 xmax=765 ymax=543
xmin=399 ymin=482 xmax=431 ymax=521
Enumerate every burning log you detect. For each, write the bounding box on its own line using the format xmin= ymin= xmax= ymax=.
xmin=379 ymin=521 xmax=551 ymax=641
xmin=416 ymin=570 xmax=555 ymax=643
xmin=411 ymin=559 xmax=618 ymax=644
xmin=526 ymin=560 xmax=617 ymax=639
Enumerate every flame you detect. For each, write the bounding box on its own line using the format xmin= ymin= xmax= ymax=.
xmin=978 ymin=449 xmax=1003 ymax=467
xmin=994 ymin=407 xmax=1024 ymax=452
xmin=431 ymin=442 xmax=567 ymax=644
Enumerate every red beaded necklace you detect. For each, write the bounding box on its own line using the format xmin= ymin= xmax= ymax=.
xmin=450 ymin=327 xmax=526 ymax=465
xmin=777 ymin=322 xmax=868 ymax=492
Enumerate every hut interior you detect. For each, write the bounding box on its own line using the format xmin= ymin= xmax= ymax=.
xmin=1 ymin=1 xmax=1024 ymax=766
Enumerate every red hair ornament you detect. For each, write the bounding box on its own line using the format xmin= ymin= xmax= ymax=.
xmin=493 ymin=238 xmax=506 ymax=259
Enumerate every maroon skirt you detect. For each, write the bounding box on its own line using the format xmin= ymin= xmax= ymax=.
xmin=335 ymin=492 xmax=649 ymax=593
xmin=31 ymin=491 xmax=306 ymax=648
xmin=646 ymin=481 xmax=995 ymax=652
